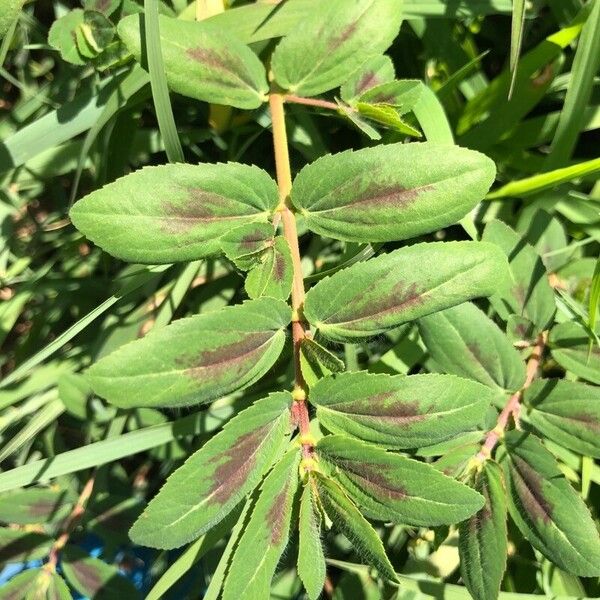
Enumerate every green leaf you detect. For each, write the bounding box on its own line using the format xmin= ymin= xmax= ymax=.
xmin=271 ymin=0 xmax=403 ymax=97
xmin=549 ymin=321 xmax=600 ymax=384
xmin=0 ymin=488 xmax=71 ymax=525
xmin=523 ymin=379 xmax=600 ymax=458
xmin=129 ymin=392 xmax=292 ymax=549
xmin=355 ymin=102 xmax=422 ymax=137
xmin=62 ymin=545 xmax=139 ymax=599
xmin=357 ymin=79 xmax=424 ymax=113
xmin=87 ymin=297 xmax=290 ymax=409
xmin=118 ymin=14 xmax=268 ymax=109
xmin=222 ymin=449 xmax=301 ymax=600
xmin=291 ymin=142 xmax=495 ymax=243
xmin=245 ymin=237 xmax=293 ymax=301
xmin=458 ymin=461 xmax=508 ymax=600
xmin=0 ymin=569 xmax=71 ymax=600
xmin=0 ymin=529 xmax=53 ymax=563
xmin=70 ymin=163 xmax=279 ymax=264
xmin=314 ymin=473 xmax=398 ymax=583
xmin=304 ymin=241 xmax=508 ymax=342
xmin=299 ymin=337 xmax=345 ymax=388
xmin=221 ymin=222 xmax=276 ymax=271
xmin=83 ymin=0 xmax=120 ymax=16
xmin=311 ymin=372 xmax=493 ymax=449
xmin=48 ymin=10 xmax=87 ymax=66
xmin=0 ymin=0 xmax=25 ymax=39
xmin=317 ymin=435 xmax=484 ymax=525
xmin=418 ymin=302 xmax=526 ymax=392
xmin=298 ymin=483 xmax=326 ymax=600
xmin=482 ymin=220 xmax=555 ymax=331
xmin=500 ymin=431 xmax=600 ymax=576
xmin=340 ymin=55 xmax=395 ymax=102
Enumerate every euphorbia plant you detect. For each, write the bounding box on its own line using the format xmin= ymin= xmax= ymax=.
xmin=61 ymin=1 xmax=600 ymax=598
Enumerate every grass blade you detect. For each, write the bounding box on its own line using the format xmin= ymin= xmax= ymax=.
xmin=545 ymin=0 xmax=600 ymax=168
xmin=0 ymin=265 xmax=169 ymax=389
xmin=487 ymin=156 xmax=600 ymax=199
xmin=508 ymin=0 xmax=527 ymax=99
xmin=0 ymin=404 xmax=233 ymax=492
xmin=144 ymin=0 xmax=184 ymax=163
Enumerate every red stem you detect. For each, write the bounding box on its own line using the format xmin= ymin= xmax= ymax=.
xmin=476 ymin=331 xmax=547 ymax=463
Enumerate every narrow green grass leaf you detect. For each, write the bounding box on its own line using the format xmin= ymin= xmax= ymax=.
xmin=0 ymin=265 xmax=167 ymax=389
xmin=508 ymin=0 xmax=527 ymax=99
xmin=144 ymin=0 xmax=184 ymax=163
xmin=588 ymin=255 xmax=600 ymax=336
xmin=317 ymin=435 xmax=484 ymax=525
xmin=222 ymin=449 xmax=301 ymax=599
xmin=0 ymin=406 xmax=232 ymax=492
xmin=291 ymin=142 xmax=495 ymax=243
xmin=70 ymin=163 xmax=279 ymax=263
xmin=418 ymin=302 xmax=526 ymax=391
xmin=0 ymin=398 xmax=65 ymax=463
xmin=545 ymin=0 xmax=600 ymax=168
xmin=87 ymin=297 xmax=291 ymax=409
xmin=312 ymin=372 xmax=493 ymax=449
xmin=488 ymin=157 xmax=600 ymax=199
xmin=130 ymin=392 xmax=292 ymax=549
xmin=304 ymin=241 xmax=509 ymax=342
xmin=500 ymin=431 xmax=600 ymax=576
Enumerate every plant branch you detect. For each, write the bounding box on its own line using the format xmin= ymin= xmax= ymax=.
xmin=475 ymin=331 xmax=547 ymax=463
xmin=47 ymin=473 xmax=96 ymax=570
xmin=268 ymin=93 xmax=314 ymax=460
xmin=284 ymin=94 xmax=341 ymax=112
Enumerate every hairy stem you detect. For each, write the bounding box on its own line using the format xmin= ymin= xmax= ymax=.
xmin=47 ymin=474 xmax=96 ymax=569
xmin=269 ymin=93 xmax=313 ymax=459
xmin=284 ymin=94 xmax=341 ymax=112
xmin=476 ymin=331 xmax=547 ymax=463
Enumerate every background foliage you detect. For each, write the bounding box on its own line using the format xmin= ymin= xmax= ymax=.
xmin=1 ymin=0 xmax=600 ymax=599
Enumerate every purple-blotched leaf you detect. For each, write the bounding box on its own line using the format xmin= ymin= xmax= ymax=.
xmin=0 ymin=488 xmax=71 ymax=526
xmin=0 ymin=529 xmax=53 ymax=564
xmin=220 ymin=222 xmax=276 ymax=271
xmin=298 ymin=482 xmax=326 ymax=600
xmin=523 ymin=378 xmax=600 ymax=458
xmin=129 ymin=392 xmax=292 ymax=549
xmin=418 ymin=301 xmax=526 ymax=392
xmin=290 ymin=143 xmax=495 ymax=243
xmin=311 ymin=371 xmax=494 ymax=448
xmin=549 ymin=321 xmax=600 ymax=385
xmin=458 ymin=461 xmax=508 ymax=600
xmin=87 ymin=297 xmax=291 ymax=409
xmin=0 ymin=568 xmax=71 ymax=600
xmin=340 ymin=54 xmax=395 ymax=102
xmin=314 ymin=473 xmax=398 ymax=583
xmin=118 ymin=14 xmax=268 ymax=108
xmin=317 ymin=435 xmax=484 ymax=526
xmin=304 ymin=241 xmax=509 ymax=342
xmin=299 ymin=337 xmax=345 ymax=388
xmin=482 ymin=219 xmax=556 ymax=332
xmin=62 ymin=545 xmax=140 ymax=599
xmin=245 ymin=237 xmax=293 ymax=301
xmin=70 ymin=163 xmax=279 ymax=264
xmin=271 ymin=0 xmax=403 ymax=97
xmin=500 ymin=431 xmax=600 ymax=576
xmin=222 ymin=449 xmax=300 ymax=599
